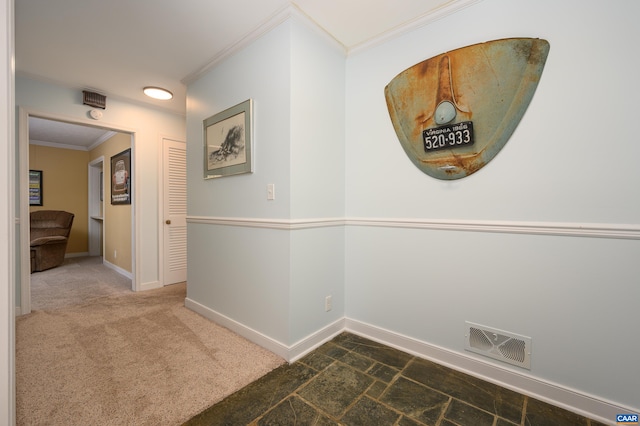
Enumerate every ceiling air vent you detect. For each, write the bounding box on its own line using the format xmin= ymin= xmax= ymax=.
xmin=83 ymin=90 xmax=106 ymax=109
xmin=465 ymin=321 xmax=531 ymax=369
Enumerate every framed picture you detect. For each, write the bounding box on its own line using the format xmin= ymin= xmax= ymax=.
xmin=29 ymin=170 xmax=43 ymax=206
xmin=110 ymin=148 xmax=131 ymax=205
xmin=204 ymin=99 xmax=253 ymax=179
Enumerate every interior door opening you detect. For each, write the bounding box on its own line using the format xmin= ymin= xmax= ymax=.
xmin=88 ymin=157 xmax=104 ymax=257
xmin=18 ymin=110 xmax=135 ymax=315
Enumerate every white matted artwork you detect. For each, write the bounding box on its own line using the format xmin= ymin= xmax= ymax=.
xmin=204 ymin=99 xmax=253 ymax=179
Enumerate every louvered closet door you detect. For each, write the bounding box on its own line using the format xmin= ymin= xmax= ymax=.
xmin=163 ymin=139 xmax=187 ymax=285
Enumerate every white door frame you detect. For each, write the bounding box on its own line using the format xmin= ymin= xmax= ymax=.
xmin=18 ymin=108 xmax=137 ymax=314
xmin=88 ymin=156 xmax=104 ymax=256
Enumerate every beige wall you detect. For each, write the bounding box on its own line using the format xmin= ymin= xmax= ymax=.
xmin=90 ymin=133 xmax=132 ymax=273
xmin=28 ymin=132 xmax=132 ymax=273
xmin=29 ymin=144 xmax=89 ymax=254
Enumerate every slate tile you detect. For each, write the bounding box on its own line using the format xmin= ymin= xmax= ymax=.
xmin=403 ymin=357 xmax=523 ymax=424
xmin=497 ymin=417 xmax=521 ymax=426
xmin=444 ymin=399 xmax=495 ymax=426
xmin=338 ymin=351 xmax=375 ymax=372
xmin=299 ymin=351 xmax=335 ymax=372
xmin=257 ymin=395 xmax=338 ymax=426
xmin=312 ymin=341 xmax=350 ymax=360
xmin=380 ymin=376 xmax=449 ymax=425
xmin=184 ymin=363 xmax=316 ymax=426
xmin=297 ymin=362 xmax=374 ymax=418
xmin=331 ymin=332 xmax=373 ymax=350
xmin=185 ymin=333 xmax=604 ymax=426
xmin=350 ymin=340 xmax=413 ymax=370
xmin=398 ymin=416 xmax=427 ymax=426
xmin=368 ymin=362 xmax=400 ymax=383
xmin=524 ymin=397 xmax=589 ymax=426
xmin=340 ymin=396 xmax=401 ymax=426
xmin=366 ymin=380 xmax=388 ymax=399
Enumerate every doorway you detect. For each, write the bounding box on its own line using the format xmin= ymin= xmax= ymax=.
xmin=18 ymin=109 xmax=136 ymax=314
xmin=88 ymin=157 xmax=104 ymax=257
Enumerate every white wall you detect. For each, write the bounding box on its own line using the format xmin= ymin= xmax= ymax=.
xmin=186 ymin=21 xmax=293 ymax=346
xmin=345 ymin=0 xmax=639 ymax=416
xmin=289 ymin=17 xmax=346 ymax=343
xmin=290 ymin=17 xmax=345 ymax=220
xmin=16 ymin=76 xmax=186 ymax=293
xmin=186 ymin=14 xmax=346 ymax=353
xmin=1 ymin=0 xmax=15 ymax=422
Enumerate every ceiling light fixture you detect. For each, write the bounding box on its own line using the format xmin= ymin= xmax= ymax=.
xmin=143 ymin=86 xmax=173 ymax=100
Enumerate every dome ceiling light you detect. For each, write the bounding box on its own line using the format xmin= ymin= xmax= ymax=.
xmin=143 ymin=86 xmax=173 ymax=100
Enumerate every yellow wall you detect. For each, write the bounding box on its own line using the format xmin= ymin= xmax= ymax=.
xmin=29 ymin=144 xmax=89 ymax=254
xmin=90 ymin=133 xmax=132 ymax=273
xmin=28 ymin=132 xmax=132 ymax=273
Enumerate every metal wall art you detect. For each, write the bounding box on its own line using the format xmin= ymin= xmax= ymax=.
xmin=204 ymin=99 xmax=253 ymax=179
xmin=385 ymin=38 xmax=550 ymax=180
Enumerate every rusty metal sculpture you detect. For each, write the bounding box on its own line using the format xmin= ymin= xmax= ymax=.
xmin=385 ymin=38 xmax=550 ymax=180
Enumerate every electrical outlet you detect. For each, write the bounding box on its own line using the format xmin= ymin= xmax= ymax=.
xmin=325 ymin=295 xmax=332 ymax=312
xmin=114 ymin=250 xmax=117 ymax=259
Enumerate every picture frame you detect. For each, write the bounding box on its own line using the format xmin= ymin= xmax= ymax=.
xmin=204 ymin=99 xmax=253 ymax=179
xmin=29 ymin=170 xmax=43 ymax=206
xmin=110 ymin=148 xmax=131 ymax=205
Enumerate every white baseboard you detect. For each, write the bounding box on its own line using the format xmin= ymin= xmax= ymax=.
xmin=184 ymin=297 xmax=345 ymax=362
xmin=138 ymin=281 xmax=162 ymax=291
xmin=185 ymin=297 xmax=290 ymax=359
xmin=288 ymin=318 xmax=346 ymax=362
xmin=102 ymin=259 xmax=133 ymax=279
xmin=345 ymin=318 xmax=634 ymax=426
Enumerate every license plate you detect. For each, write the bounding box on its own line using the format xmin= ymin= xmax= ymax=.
xmin=423 ymin=121 xmax=474 ymax=152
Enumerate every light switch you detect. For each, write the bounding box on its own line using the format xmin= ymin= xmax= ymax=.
xmin=267 ymin=184 xmax=275 ymax=200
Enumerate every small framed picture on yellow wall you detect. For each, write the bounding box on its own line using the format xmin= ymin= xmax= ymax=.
xmin=29 ymin=170 xmax=43 ymax=206
xmin=110 ymin=148 xmax=131 ymax=205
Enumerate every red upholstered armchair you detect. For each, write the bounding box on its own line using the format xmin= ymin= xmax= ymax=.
xmin=30 ymin=210 xmax=74 ymax=272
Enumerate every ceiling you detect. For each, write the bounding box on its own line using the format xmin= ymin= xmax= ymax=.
xmin=16 ymin=0 xmax=477 ymax=147
xmin=28 ymin=116 xmax=117 ymax=150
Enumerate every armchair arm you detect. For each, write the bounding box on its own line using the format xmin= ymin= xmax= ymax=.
xmin=30 ymin=236 xmax=68 ymax=247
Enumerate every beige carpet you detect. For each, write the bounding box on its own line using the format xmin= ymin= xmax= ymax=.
xmin=28 ymin=256 xmax=133 ymax=311
xmin=17 ymin=257 xmax=285 ymax=425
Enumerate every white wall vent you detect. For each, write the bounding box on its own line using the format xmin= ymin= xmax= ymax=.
xmin=465 ymin=321 xmax=531 ymax=369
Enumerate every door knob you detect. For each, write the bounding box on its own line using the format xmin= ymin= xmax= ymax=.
xmin=165 ymin=220 xmax=171 ymax=225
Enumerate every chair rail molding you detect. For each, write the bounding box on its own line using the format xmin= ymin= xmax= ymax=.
xmin=186 ymin=216 xmax=640 ymax=240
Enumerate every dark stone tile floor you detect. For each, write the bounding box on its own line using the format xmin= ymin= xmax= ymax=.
xmin=184 ymin=332 xmax=608 ymax=426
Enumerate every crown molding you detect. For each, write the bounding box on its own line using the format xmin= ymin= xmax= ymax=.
xmin=28 ymin=139 xmax=88 ymax=151
xmin=348 ymin=0 xmax=484 ymax=56
xmin=182 ymin=5 xmax=292 ymax=85
xmin=183 ymin=1 xmax=485 ymax=85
